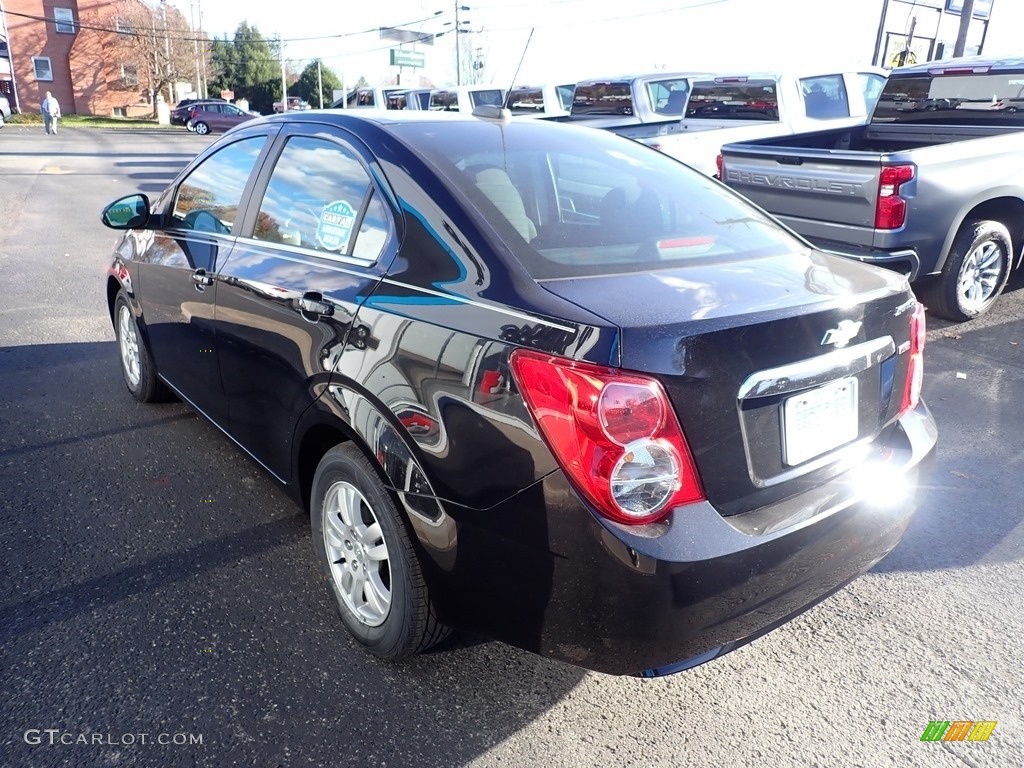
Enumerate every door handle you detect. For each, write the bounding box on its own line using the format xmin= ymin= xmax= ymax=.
xmin=296 ymin=292 xmax=334 ymax=318
xmin=191 ymin=269 xmax=214 ymax=287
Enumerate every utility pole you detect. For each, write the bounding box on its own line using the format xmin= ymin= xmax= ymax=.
xmin=953 ymin=0 xmax=976 ymax=57
xmin=454 ymin=2 xmax=462 ymax=85
xmin=161 ymin=0 xmax=173 ymax=104
xmin=451 ymin=4 xmax=471 ymax=85
xmin=317 ymin=59 xmax=323 ymax=108
xmin=897 ymin=14 xmax=917 ymax=66
xmin=871 ymin=0 xmax=891 ymax=67
xmin=189 ymin=0 xmax=201 ymax=98
xmin=279 ymin=34 xmax=288 ymax=112
xmin=151 ymin=13 xmax=160 ymax=109
xmin=197 ymin=0 xmax=207 ymax=97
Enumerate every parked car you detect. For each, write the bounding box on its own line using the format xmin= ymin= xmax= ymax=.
xmin=332 ymin=86 xmax=410 ymax=110
xmin=400 ymin=88 xmax=433 ymax=110
xmin=719 ymin=56 xmax=1024 ymax=321
xmin=0 ymin=94 xmax=10 ymax=127
xmin=272 ymin=95 xmax=312 ymax=113
xmin=172 ymin=99 xmax=216 ymax=127
xmin=562 ymin=71 xmax=709 ymax=139
xmin=187 ymin=102 xmax=259 ymax=135
xmin=171 ymin=98 xmax=225 ymax=127
xmin=645 ymin=68 xmax=888 ymax=177
xmin=100 ymin=111 xmax=936 ymax=677
xmin=507 ymin=83 xmax=575 ymax=117
xmin=426 ymin=85 xmax=506 ymax=113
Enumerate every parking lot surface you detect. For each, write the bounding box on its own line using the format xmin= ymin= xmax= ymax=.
xmin=0 ymin=127 xmax=1021 ymax=767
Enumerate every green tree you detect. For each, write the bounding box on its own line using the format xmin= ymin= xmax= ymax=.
xmin=208 ymin=36 xmax=239 ymax=95
xmin=208 ymin=22 xmax=280 ymax=113
xmin=293 ymin=60 xmax=342 ymax=108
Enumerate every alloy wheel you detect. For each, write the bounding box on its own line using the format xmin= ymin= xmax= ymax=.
xmin=956 ymin=239 xmax=1005 ymax=314
xmin=322 ymin=481 xmax=392 ymax=627
xmin=117 ymin=305 xmax=141 ymax=389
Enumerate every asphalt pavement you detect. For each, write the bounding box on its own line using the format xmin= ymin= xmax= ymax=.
xmin=0 ymin=126 xmax=1021 ymax=768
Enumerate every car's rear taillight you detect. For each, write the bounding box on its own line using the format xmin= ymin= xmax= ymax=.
xmin=715 ymin=153 xmax=724 ymax=179
xmin=509 ymin=349 xmax=704 ymax=525
xmin=874 ymin=164 xmax=915 ymax=229
xmin=900 ymin=302 xmax=926 ymax=414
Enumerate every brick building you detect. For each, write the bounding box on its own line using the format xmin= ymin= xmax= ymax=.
xmin=1 ymin=0 xmax=153 ymax=115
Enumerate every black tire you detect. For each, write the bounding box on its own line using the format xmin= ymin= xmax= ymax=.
xmin=918 ymin=219 xmax=1013 ymax=322
xmin=311 ymin=444 xmax=450 ymax=658
xmin=113 ymin=290 xmax=170 ymax=403
xmin=193 ymin=121 xmax=209 ymax=135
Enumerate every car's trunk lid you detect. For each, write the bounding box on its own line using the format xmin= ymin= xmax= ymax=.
xmin=540 ymin=249 xmax=917 ymax=515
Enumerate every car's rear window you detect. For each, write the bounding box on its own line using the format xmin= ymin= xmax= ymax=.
xmin=872 ymin=71 xmax=1024 ymax=125
xmin=509 ymin=88 xmax=545 ymax=114
xmin=429 ymin=91 xmax=459 ymax=111
xmin=571 ymin=83 xmax=634 ymax=116
xmin=470 ymin=89 xmax=504 ymax=108
xmin=685 ymin=79 xmax=780 ymax=121
xmin=390 ymin=121 xmax=802 ymax=280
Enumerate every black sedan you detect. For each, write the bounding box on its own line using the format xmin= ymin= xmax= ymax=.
xmin=100 ymin=110 xmax=936 ymax=677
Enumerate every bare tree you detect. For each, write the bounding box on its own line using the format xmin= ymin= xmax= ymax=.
xmin=115 ymin=0 xmax=200 ymax=112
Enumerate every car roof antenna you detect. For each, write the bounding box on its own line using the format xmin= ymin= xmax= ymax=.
xmin=472 ymin=27 xmax=534 ymax=122
xmin=503 ymin=28 xmax=535 ymax=111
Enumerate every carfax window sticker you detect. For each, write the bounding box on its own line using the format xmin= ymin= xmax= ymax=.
xmin=317 ymin=200 xmax=357 ymax=252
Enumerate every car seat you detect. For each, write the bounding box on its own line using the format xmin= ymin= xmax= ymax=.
xmin=472 ymin=168 xmax=537 ymax=242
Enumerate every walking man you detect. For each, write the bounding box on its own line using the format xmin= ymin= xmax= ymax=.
xmin=41 ymin=91 xmax=61 ymax=135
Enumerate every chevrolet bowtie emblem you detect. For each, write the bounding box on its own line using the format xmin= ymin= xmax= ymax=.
xmin=821 ymin=320 xmax=862 ymax=347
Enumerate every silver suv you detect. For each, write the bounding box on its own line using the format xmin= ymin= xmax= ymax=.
xmin=0 ymin=95 xmax=11 ymax=127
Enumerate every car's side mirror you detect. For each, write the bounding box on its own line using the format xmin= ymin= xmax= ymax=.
xmin=102 ymin=194 xmax=151 ymax=230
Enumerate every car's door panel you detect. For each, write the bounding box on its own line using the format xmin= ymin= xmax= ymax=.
xmin=215 ymin=127 xmax=398 ymax=480
xmin=138 ymin=231 xmax=232 ymax=415
xmin=136 ymin=131 xmax=276 ymax=420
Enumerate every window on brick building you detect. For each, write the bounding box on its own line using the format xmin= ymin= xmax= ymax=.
xmin=121 ymin=64 xmax=139 ymax=88
xmin=54 ymin=8 xmax=75 ymax=34
xmin=115 ymin=17 xmax=133 ymax=35
xmin=32 ymin=57 xmax=53 ymax=81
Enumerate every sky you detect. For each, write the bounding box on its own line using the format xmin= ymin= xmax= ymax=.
xmin=174 ymin=0 xmax=1024 ymax=89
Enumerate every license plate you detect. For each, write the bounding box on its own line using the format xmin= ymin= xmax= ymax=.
xmin=782 ymin=377 xmax=859 ymax=466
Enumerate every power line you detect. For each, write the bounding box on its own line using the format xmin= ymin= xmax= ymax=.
xmin=0 ymin=8 xmax=448 ymax=46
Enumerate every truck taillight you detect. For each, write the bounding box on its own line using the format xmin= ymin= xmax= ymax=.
xmin=715 ymin=153 xmax=724 ymax=179
xmin=508 ymin=349 xmax=705 ymax=525
xmin=875 ymin=164 xmax=915 ymax=229
xmin=899 ymin=303 xmax=926 ymax=414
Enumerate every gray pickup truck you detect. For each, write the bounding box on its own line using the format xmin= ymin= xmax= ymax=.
xmin=719 ymin=56 xmax=1024 ymax=321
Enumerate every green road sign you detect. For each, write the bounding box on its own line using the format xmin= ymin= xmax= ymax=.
xmin=390 ymin=49 xmax=425 ymax=68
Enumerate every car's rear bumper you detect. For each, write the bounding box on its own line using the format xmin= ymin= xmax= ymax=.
xmin=808 ymin=237 xmax=922 ymax=281
xmin=426 ymin=402 xmax=936 ymax=676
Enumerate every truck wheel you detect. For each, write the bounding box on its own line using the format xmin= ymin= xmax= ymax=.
xmin=920 ymin=219 xmax=1012 ymax=322
xmin=310 ymin=444 xmax=450 ymax=658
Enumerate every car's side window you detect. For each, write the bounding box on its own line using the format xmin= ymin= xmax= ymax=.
xmin=172 ymin=136 xmax=267 ymax=235
xmin=351 ymin=191 xmax=389 ymax=261
xmin=252 ymin=136 xmax=389 ymax=262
